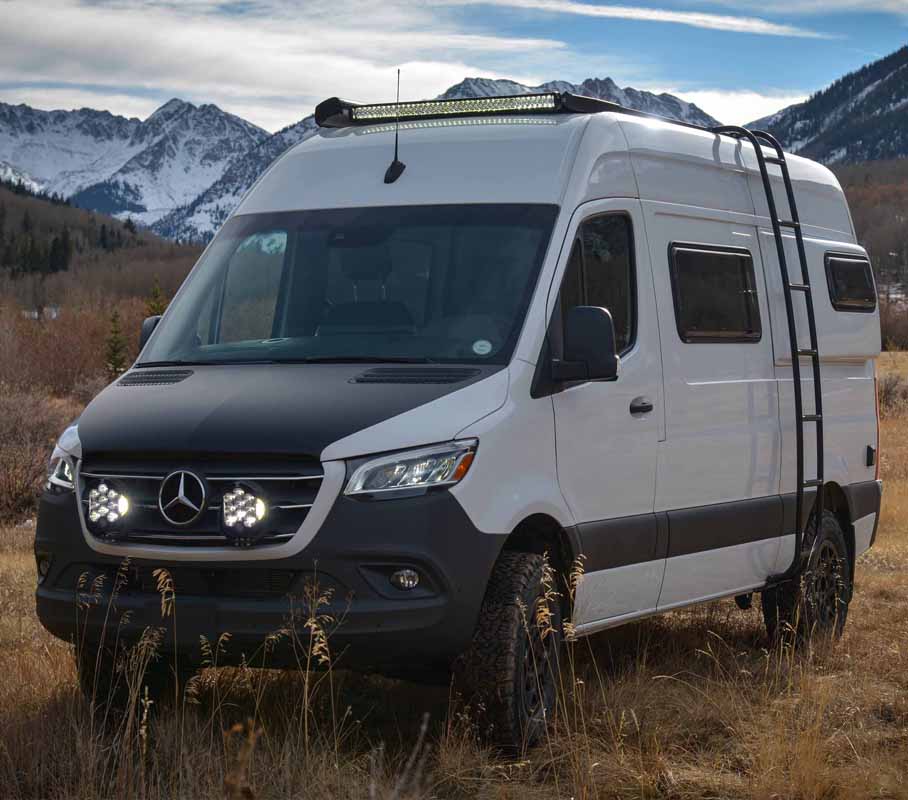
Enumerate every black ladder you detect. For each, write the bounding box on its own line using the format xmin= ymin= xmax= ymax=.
xmin=711 ymin=125 xmax=824 ymax=582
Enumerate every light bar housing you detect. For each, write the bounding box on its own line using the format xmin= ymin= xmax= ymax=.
xmin=316 ymin=92 xmax=577 ymax=128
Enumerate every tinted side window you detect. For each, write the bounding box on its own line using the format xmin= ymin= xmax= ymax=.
xmin=825 ymin=254 xmax=876 ymax=312
xmin=559 ymin=215 xmax=635 ymax=354
xmin=670 ymin=245 xmax=761 ymax=343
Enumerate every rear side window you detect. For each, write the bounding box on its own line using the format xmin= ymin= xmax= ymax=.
xmin=669 ymin=244 xmax=761 ymax=343
xmin=559 ymin=214 xmax=636 ymax=354
xmin=825 ymin=254 xmax=876 ymax=312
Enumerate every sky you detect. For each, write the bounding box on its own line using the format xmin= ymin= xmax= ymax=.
xmin=0 ymin=0 xmax=906 ymax=131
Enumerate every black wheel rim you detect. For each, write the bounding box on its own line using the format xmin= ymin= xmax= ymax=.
xmin=808 ymin=539 xmax=844 ymax=631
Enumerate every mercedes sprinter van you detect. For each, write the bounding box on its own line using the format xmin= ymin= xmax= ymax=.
xmin=36 ymin=92 xmax=883 ymax=747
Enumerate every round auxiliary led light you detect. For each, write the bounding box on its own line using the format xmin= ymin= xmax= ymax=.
xmin=87 ymin=482 xmax=131 ymax=528
xmin=222 ymin=486 xmax=268 ymax=547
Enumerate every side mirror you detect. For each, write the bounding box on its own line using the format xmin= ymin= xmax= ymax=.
xmin=139 ymin=315 xmax=161 ymax=350
xmin=552 ymin=306 xmax=619 ymax=382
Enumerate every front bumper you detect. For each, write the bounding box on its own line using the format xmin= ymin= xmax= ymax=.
xmin=35 ymin=488 xmax=505 ymax=676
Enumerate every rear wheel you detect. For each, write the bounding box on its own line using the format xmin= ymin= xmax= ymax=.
xmin=762 ymin=510 xmax=852 ymax=643
xmin=457 ymin=551 xmax=562 ymax=750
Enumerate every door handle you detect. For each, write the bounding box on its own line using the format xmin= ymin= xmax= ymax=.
xmin=630 ymin=396 xmax=654 ymax=415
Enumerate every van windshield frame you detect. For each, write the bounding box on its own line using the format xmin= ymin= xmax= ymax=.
xmin=139 ymin=204 xmax=558 ymax=368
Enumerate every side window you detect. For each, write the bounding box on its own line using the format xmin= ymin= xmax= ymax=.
xmin=825 ymin=253 xmax=876 ymax=312
xmin=670 ymin=244 xmax=761 ymax=343
xmin=559 ymin=214 xmax=635 ymax=354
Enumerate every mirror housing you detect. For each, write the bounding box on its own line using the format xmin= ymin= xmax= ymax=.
xmin=552 ymin=306 xmax=619 ymax=382
xmin=139 ymin=315 xmax=161 ymax=351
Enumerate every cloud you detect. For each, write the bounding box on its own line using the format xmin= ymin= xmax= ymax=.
xmin=0 ymin=0 xmax=563 ymax=130
xmin=653 ymin=88 xmax=809 ymax=125
xmin=684 ymin=0 xmax=908 ymax=14
xmin=444 ymin=0 xmax=834 ymax=37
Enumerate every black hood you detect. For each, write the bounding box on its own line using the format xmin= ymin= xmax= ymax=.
xmin=78 ymin=363 xmax=500 ymax=459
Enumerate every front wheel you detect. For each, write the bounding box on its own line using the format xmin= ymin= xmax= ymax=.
xmin=457 ymin=551 xmax=563 ymax=750
xmin=761 ymin=510 xmax=852 ymax=643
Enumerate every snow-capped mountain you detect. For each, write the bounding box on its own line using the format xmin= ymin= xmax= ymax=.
xmin=0 ymin=99 xmax=268 ymax=225
xmin=0 ymin=160 xmax=44 ymax=194
xmin=441 ymin=77 xmax=718 ymax=128
xmin=0 ymin=103 xmax=143 ymax=197
xmin=153 ymin=115 xmax=318 ymax=241
xmin=154 ymin=77 xmax=718 ymax=241
xmin=749 ymin=45 xmax=908 ymax=164
xmin=70 ymin=100 xmax=268 ymax=225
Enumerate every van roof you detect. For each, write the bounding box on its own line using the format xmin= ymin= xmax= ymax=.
xmin=235 ymin=103 xmax=854 ymax=239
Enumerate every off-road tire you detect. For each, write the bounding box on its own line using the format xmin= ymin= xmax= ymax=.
xmin=456 ymin=551 xmax=562 ymax=750
xmin=76 ymin=643 xmax=195 ymax=712
xmin=762 ymin=510 xmax=852 ymax=644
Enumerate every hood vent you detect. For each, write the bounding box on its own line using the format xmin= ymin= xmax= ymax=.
xmin=119 ymin=369 xmax=194 ymax=387
xmin=353 ymin=367 xmax=481 ymax=385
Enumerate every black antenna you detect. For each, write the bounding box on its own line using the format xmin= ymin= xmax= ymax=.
xmin=384 ymin=68 xmax=406 ymax=184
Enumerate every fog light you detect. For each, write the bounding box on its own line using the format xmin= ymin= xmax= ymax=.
xmin=390 ymin=569 xmax=420 ymax=591
xmin=88 ymin=483 xmax=130 ymax=526
xmin=36 ymin=553 xmax=52 ymax=584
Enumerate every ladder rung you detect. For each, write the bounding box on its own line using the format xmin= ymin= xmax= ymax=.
xmin=778 ymin=220 xmax=800 ymax=229
xmin=764 ymin=156 xmax=784 ymax=165
xmin=803 ymin=479 xmax=823 ymax=488
xmin=789 ymin=283 xmax=811 ymax=292
xmin=797 ymin=348 xmax=818 ymax=357
xmin=802 ymin=414 xmax=822 ymax=422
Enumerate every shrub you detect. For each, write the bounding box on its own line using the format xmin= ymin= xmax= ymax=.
xmin=879 ymin=373 xmax=908 ymax=417
xmin=0 ymin=386 xmax=82 ymax=522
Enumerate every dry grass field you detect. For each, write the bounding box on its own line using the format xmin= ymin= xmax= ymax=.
xmin=2 ymin=370 xmax=907 ymax=799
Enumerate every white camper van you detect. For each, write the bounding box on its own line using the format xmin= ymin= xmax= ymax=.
xmin=37 ymin=93 xmax=882 ymax=748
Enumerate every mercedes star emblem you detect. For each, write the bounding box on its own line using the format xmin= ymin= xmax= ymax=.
xmin=158 ymin=470 xmax=207 ymax=526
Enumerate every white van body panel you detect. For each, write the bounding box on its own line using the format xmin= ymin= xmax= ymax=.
xmin=451 ymin=358 xmax=574 ymax=534
xmin=236 ymin=115 xmax=588 ymax=215
xmin=320 ymin=368 xmax=510 ymax=462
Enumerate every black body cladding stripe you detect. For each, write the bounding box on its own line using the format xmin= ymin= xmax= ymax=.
xmin=578 ymin=483 xmax=882 ymax=574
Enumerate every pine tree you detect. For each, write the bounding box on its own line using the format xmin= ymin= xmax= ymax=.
xmin=60 ymin=225 xmax=72 ymax=270
xmin=99 ymin=223 xmax=109 ymax=251
xmin=21 ymin=210 xmax=32 ymax=235
xmin=105 ymin=309 xmax=128 ymax=379
xmin=123 ymin=217 xmax=137 ymax=235
xmin=145 ymin=275 xmax=168 ymax=316
xmin=0 ymin=201 xmax=6 ymax=235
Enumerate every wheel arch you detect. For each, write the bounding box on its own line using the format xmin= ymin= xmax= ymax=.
xmin=823 ymin=481 xmax=855 ymax=574
xmin=500 ymin=514 xmax=580 ymax=612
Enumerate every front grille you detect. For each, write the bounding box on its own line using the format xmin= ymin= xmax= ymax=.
xmin=78 ymin=456 xmax=323 ymax=548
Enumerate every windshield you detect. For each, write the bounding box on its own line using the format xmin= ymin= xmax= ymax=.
xmin=140 ymin=204 xmax=558 ymax=367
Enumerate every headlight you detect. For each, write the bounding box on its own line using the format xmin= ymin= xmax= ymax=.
xmin=46 ymin=455 xmax=75 ymax=491
xmin=46 ymin=423 xmax=80 ymax=493
xmin=344 ymin=440 xmax=477 ymax=497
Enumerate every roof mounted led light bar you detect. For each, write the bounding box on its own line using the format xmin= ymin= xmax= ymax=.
xmin=314 ymin=91 xmax=716 ymax=133
xmin=316 ymin=93 xmax=561 ymax=128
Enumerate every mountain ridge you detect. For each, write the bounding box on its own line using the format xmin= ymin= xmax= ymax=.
xmin=747 ymin=45 xmax=908 ymax=164
xmin=0 ymin=98 xmax=269 ymax=226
